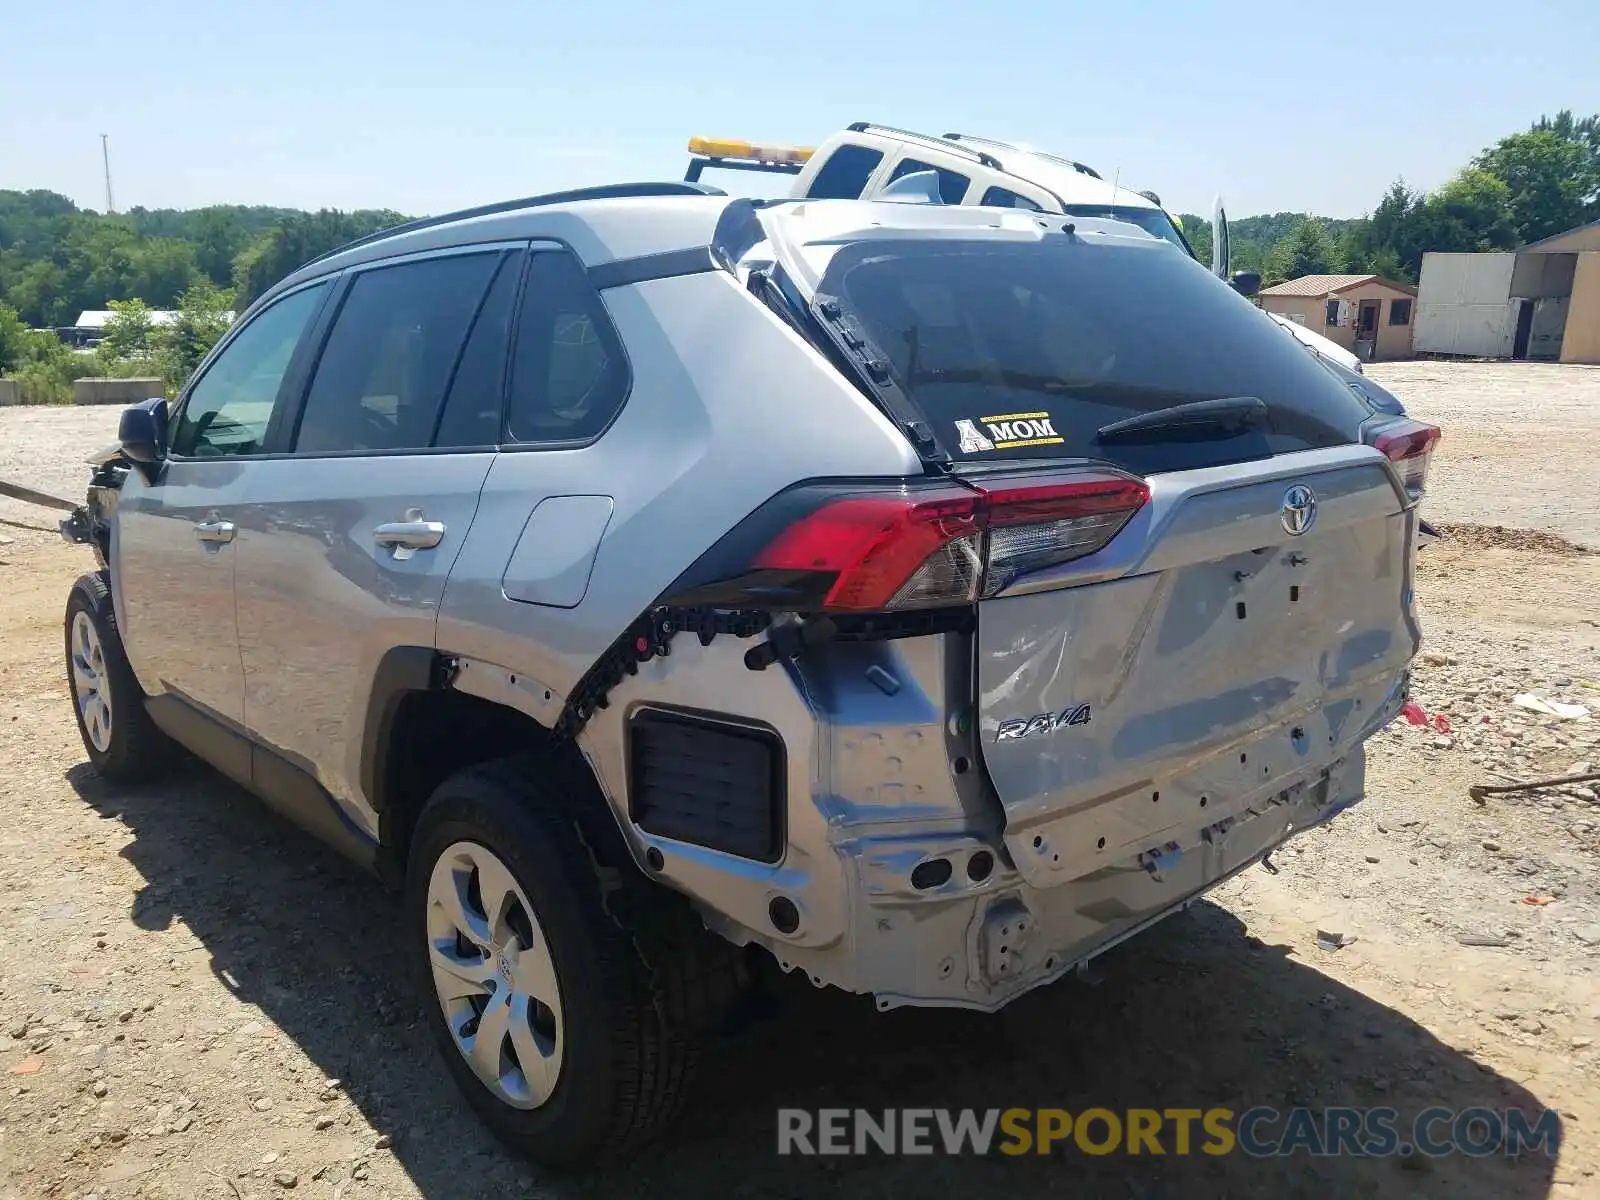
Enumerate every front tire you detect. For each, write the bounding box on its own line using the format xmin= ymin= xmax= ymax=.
xmin=64 ymin=572 xmax=170 ymax=784
xmin=406 ymin=758 xmax=696 ymax=1167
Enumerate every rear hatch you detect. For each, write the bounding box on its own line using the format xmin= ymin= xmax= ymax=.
xmin=798 ymin=213 xmax=1433 ymax=887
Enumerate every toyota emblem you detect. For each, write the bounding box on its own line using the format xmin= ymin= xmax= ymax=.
xmin=1280 ymin=485 xmax=1317 ymax=536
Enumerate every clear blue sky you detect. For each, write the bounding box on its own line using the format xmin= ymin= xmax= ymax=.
xmin=3 ymin=0 xmax=1595 ymax=221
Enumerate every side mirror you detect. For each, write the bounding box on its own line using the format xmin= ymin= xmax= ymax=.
xmin=1230 ymin=270 xmax=1262 ymax=297
xmin=118 ymin=397 xmax=169 ymax=480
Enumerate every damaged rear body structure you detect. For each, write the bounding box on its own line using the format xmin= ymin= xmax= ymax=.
xmin=63 ymin=185 xmax=1431 ymax=1161
xmin=536 ymin=201 xmax=1425 ymax=1010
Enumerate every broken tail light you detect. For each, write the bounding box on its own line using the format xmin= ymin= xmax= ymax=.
xmin=1370 ymin=419 xmax=1441 ymax=502
xmin=668 ymin=472 xmax=1149 ymax=614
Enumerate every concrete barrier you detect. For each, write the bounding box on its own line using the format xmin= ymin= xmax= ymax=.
xmin=73 ymin=378 xmax=165 ymax=406
xmin=0 ymin=380 xmax=19 ymax=407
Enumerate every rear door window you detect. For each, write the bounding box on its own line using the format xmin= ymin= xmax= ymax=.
xmin=293 ymin=251 xmax=503 ymax=454
xmin=804 ymin=144 xmax=885 ymax=199
xmin=820 ymin=235 xmax=1374 ymax=476
xmin=432 ymin=251 xmax=522 ymax=448
xmin=889 ymin=158 xmax=971 ymax=205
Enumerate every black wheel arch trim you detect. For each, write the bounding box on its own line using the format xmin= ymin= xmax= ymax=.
xmin=358 ymin=646 xmax=444 ymax=806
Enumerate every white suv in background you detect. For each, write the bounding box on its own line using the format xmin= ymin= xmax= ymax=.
xmin=686 ymin=124 xmax=1366 ymax=373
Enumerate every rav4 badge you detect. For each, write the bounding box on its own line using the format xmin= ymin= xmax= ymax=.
xmin=996 ymin=704 xmax=1092 ymax=741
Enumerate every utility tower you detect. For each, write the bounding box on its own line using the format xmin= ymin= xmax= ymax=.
xmin=101 ymin=134 xmax=115 ymax=213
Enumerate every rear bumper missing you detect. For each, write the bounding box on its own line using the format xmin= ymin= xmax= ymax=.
xmin=722 ymin=748 xmax=1366 ymax=1012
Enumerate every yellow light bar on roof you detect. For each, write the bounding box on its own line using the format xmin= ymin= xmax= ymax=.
xmin=688 ymin=136 xmax=814 ymax=165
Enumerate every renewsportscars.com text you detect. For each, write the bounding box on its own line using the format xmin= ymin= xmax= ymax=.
xmin=776 ymin=1106 xmax=1561 ymax=1158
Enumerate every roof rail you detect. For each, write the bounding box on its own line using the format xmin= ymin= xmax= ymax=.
xmin=299 ymin=181 xmax=727 ymax=271
xmin=942 ymin=133 xmax=1103 ymax=180
xmin=844 ymin=122 xmax=1003 ymax=170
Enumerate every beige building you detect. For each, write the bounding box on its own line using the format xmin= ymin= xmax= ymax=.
xmin=1413 ymin=219 xmax=1600 ymax=363
xmin=1259 ymin=275 xmax=1417 ymax=362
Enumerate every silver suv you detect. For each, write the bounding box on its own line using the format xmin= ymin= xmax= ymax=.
xmin=61 ymin=182 xmax=1437 ymax=1166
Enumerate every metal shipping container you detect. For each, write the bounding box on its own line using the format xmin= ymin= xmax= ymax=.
xmin=1415 ymin=252 xmax=1517 ymax=357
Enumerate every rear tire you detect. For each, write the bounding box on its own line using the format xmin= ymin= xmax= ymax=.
xmin=406 ymin=757 xmax=698 ymax=1167
xmin=64 ymin=572 xmax=171 ymax=784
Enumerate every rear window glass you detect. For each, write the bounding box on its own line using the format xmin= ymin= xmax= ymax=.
xmin=1061 ymin=205 xmax=1190 ymax=253
xmin=821 ymin=235 xmax=1375 ymax=475
xmin=889 ymin=158 xmax=971 ymax=205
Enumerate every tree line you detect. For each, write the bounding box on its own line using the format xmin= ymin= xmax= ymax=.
xmin=0 ymin=198 xmax=407 ymax=401
xmin=0 ymin=196 xmax=408 ymax=328
xmin=1178 ymin=110 xmax=1598 ymax=286
xmin=3 ymin=109 xmax=1597 ymax=399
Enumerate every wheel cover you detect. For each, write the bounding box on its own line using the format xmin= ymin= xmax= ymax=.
xmin=70 ymin=611 xmax=113 ymax=754
xmin=425 ymin=841 xmax=565 ymax=1110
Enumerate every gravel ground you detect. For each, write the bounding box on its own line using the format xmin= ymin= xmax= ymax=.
xmin=1 ymin=363 xmax=1599 ymax=1199
xmin=0 ymin=409 xmax=119 ymax=549
xmin=1366 ymin=361 xmax=1600 ymax=547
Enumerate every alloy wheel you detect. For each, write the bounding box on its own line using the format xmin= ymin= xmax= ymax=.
xmin=425 ymin=841 xmax=564 ymax=1110
xmin=70 ymin=611 xmax=113 ymax=753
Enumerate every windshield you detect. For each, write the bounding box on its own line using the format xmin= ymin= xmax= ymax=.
xmin=1061 ymin=205 xmax=1192 ymax=256
xmin=820 ymin=232 xmax=1376 ymax=475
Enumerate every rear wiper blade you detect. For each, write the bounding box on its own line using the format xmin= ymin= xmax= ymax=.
xmin=1093 ymin=396 xmax=1268 ymax=444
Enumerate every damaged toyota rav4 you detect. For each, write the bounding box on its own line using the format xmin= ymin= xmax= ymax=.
xmin=60 ymin=182 xmax=1438 ymax=1165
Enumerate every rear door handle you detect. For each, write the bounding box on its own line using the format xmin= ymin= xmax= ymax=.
xmin=193 ymin=519 xmax=235 ymax=544
xmin=373 ymin=514 xmax=446 ymax=560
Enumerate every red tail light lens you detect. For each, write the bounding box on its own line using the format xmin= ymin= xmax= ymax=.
xmin=752 ymin=491 xmax=984 ymax=611
xmin=750 ymin=473 xmax=1149 ymax=612
xmin=1371 ymin=420 xmax=1441 ymax=501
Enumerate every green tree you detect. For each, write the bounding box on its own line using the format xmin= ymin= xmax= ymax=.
xmin=1415 ymin=168 xmax=1518 ymax=256
xmin=1179 ymin=216 xmax=1212 ymax=269
xmin=1475 ymin=129 xmax=1593 ymax=243
xmin=1362 ymin=246 xmax=1406 ymax=282
xmin=1268 ymin=217 xmax=1345 ymax=283
xmin=0 ymin=303 xmax=29 ymax=372
xmin=1529 ymin=110 xmax=1600 ymax=213
xmin=190 ymin=207 xmax=248 ymax=285
xmin=233 ymin=208 xmax=407 ymax=307
xmin=152 ymin=281 xmax=234 ymax=393
xmin=5 ymin=258 xmax=71 ymax=326
xmin=125 ymin=236 xmax=203 ymax=305
xmin=99 ymin=298 xmax=153 ymax=363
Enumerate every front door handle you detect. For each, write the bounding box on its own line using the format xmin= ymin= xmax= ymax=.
xmin=373 ymin=512 xmax=446 ymax=560
xmin=193 ymin=519 xmax=235 ymax=544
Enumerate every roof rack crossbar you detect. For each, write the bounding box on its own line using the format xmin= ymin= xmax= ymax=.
xmin=300 ymin=182 xmax=726 ymax=271
xmin=942 ymin=133 xmax=1103 ymax=180
xmin=844 ymin=123 xmax=1003 ymax=170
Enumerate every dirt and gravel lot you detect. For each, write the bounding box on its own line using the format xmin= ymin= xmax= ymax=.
xmin=2 ymin=361 xmax=1598 ymax=1199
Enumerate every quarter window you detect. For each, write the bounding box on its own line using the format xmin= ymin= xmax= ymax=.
xmin=804 ymin=144 xmax=885 ymax=199
xmin=169 ymin=283 xmax=328 ymax=458
xmin=504 ymin=250 xmax=630 ymax=445
xmin=293 ymin=252 xmax=503 ymax=454
xmin=889 ymin=158 xmax=971 ymax=205
xmin=981 ymin=187 xmax=1043 ymax=212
